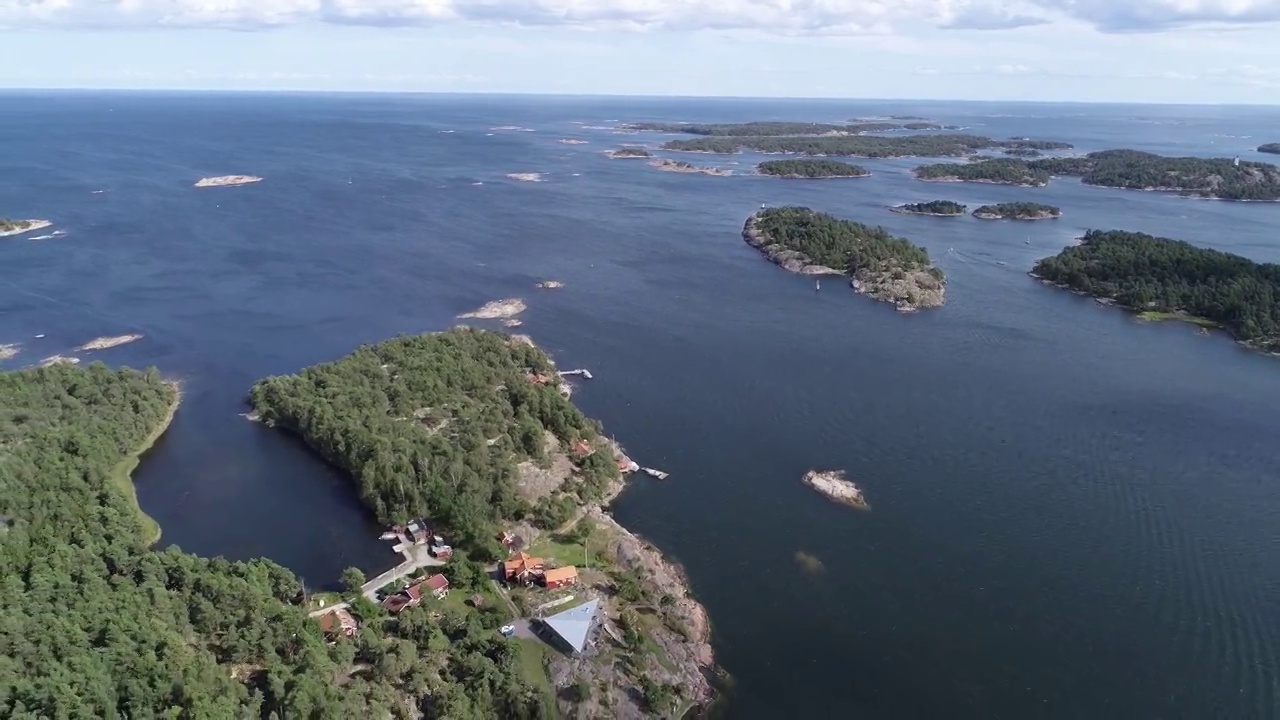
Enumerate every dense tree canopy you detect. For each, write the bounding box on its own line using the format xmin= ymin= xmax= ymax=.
xmin=1029 ymin=150 xmax=1280 ymax=200
xmin=1003 ymin=147 xmax=1043 ymax=157
xmin=913 ymin=158 xmax=1051 ymax=186
xmin=749 ymin=206 xmax=938 ymax=276
xmin=972 ymin=202 xmax=1061 ymax=219
xmin=1256 ymin=143 xmax=1280 ymax=155
xmin=1034 ymin=230 xmax=1280 ymax=351
xmin=892 ymin=200 xmax=967 ymax=215
xmin=250 ymin=328 xmax=617 ymax=549
xmin=0 ymin=361 xmax=559 ymax=720
xmin=756 ymin=159 xmax=870 ymax=178
xmin=608 ymin=146 xmax=651 ymax=158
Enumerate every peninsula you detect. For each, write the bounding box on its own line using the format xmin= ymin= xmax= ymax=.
xmin=743 ymin=206 xmax=946 ymax=310
xmin=914 ymin=158 xmax=1050 ymax=186
xmin=891 ymin=200 xmax=967 ymax=216
xmin=193 ymin=175 xmax=262 ymax=188
xmin=0 ymin=219 xmax=52 ymax=238
xmin=607 ymin=146 xmax=652 ymax=159
xmin=1032 ymin=229 xmax=1280 ymax=353
xmin=1028 ymin=150 xmax=1280 ymax=200
xmin=1259 ymin=143 xmax=1280 ymax=155
xmin=757 ymin=159 xmax=870 ymax=178
xmin=249 ymin=328 xmax=716 ymax=716
xmin=649 ymin=158 xmax=732 ymax=176
xmin=972 ymin=202 xmax=1062 ymax=220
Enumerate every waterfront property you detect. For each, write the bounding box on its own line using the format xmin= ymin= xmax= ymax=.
xmin=382 ymin=573 xmax=450 ymax=613
xmin=541 ymin=566 xmax=579 ymax=590
xmin=537 ymin=598 xmax=601 ymax=655
xmin=318 ymin=607 xmax=358 ymax=640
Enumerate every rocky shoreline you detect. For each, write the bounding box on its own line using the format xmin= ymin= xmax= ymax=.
xmin=742 ymin=213 xmax=946 ymax=311
xmin=194 ymin=175 xmax=262 ymax=188
xmin=973 ymin=210 xmax=1061 ymax=220
xmin=890 ymin=207 xmax=964 ymax=217
xmin=0 ymin=219 xmax=53 ymax=238
xmin=802 ymin=470 xmax=869 ymax=510
xmin=649 ymin=158 xmax=731 ymax=176
xmin=917 ymin=176 xmax=1048 ymax=187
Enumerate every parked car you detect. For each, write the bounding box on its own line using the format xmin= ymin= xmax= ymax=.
xmin=500 ymin=624 xmax=516 ymax=637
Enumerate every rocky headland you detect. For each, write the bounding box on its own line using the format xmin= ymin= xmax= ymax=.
xmin=0 ymin=219 xmax=53 ymax=238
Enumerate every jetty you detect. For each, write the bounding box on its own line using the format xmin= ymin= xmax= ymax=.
xmin=360 ymin=522 xmax=449 ymax=600
xmin=558 ymin=368 xmax=593 ymax=380
xmin=641 ymin=467 xmax=669 ymax=480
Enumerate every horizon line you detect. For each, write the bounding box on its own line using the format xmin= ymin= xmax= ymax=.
xmin=1 ymin=86 xmax=1277 ymax=108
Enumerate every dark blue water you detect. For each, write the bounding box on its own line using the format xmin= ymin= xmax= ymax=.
xmin=2 ymin=91 xmax=1278 ymax=719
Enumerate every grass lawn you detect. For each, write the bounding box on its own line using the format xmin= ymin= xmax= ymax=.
xmin=1137 ymin=310 xmax=1216 ymax=328
xmin=516 ymin=639 xmax=559 ymax=717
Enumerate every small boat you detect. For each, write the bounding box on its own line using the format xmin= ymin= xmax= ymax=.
xmin=379 ymin=530 xmax=398 ymax=540
xmin=641 ymin=467 xmax=669 ymax=480
xmin=815 ymin=279 xmax=821 ymax=291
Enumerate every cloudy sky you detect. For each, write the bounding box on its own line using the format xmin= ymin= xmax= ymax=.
xmin=1 ymin=1 xmax=1278 ymax=103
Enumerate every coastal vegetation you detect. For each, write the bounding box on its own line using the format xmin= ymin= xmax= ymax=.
xmin=1032 ymin=230 xmax=1280 ymax=351
xmin=914 ymin=158 xmax=1050 ymax=186
xmin=607 ymin=146 xmax=652 ymax=158
xmin=1257 ymin=143 xmax=1280 ymax=155
xmin=649 ymin=158 xmax=732 ymax=176
xmin=664 ymin=133 xmax=996 ymax=157
xmin=757 ymin=159 xmax=870 ymax=178
xmin=1004 ymin=147 xmax=1043 ymax=157
xmin=623 ymin=120 xmax=935 ymax=136
xmin=0 ymin=218 xmax=52 ymax=237
xmin=0 ymin=364 xmax=555 ymax=718
xmin=743 ymin=206 xmax=945 ymax=310
xmin=1028 ymin=150 xmax=1280 ymax=200
xmin=972 ymin=202 xmax=1062 ymax=220
xmin=891 ymin=200 xmax=967 ymax=216
xmin=1005 ymin=139 xmax=1074 ymax=151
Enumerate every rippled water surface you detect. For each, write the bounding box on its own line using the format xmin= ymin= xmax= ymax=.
xmin=2 ymin=92 xmax=1278 ymax=718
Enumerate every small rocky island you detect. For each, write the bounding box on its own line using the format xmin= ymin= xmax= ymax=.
xmin=194 ymin=175 xmax=262 ymax=188
xmin=0 ymin=218 xmax=52 ymax=237
xmin=914 ymin=158 xmax=1050 ymax=187
xmin=649 ymin=158 xmax=731 ymax=176
xmin=802 ymin=470 xmax=869 ymax=510
xmin=743 ymin=206 xmax=946 ymax=311
xmin=459 ymin=298 xmax=527 ymax=319
xmin=606 ymin=146 xmax=652 ymax=159
xmin=891 ymin=200 xmax=967 ymax=216
xmin=1029 ymin=150 xmax=1280 ymax=200
xmin=1259 ymin=143 xmax=1280 ymax=155
xmin=756 ymin=159 xmax=870 ymax=178
xmin=972 ymin=202 xmax=1062 ymax=220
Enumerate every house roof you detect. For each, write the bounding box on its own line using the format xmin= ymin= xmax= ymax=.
xmin=503 ymin=552 xmax=544 ymax=575
xmin=543 ymin=598 xmax=600 ymax=654
xmin=543 ymin=566 xmax=578 ymax=584
xmin=423 ymin=574 xmax=450 ymax=591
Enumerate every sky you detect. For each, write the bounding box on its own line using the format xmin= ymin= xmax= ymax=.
xmin=1 ymin=1 xmax=1279 ymax=103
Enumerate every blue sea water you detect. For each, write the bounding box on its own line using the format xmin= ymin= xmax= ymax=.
xmin=2 ymin=91 xmax=1279 ymax=719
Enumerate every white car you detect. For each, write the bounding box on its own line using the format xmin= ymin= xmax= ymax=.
xmin=500 ymin=624 xmax=516 ymax=637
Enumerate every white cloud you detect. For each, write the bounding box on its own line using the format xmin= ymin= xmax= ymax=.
xmin=0 ymin=0 xmax=1277 ymax=33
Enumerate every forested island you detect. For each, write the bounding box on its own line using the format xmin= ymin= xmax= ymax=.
xmin=0 ymin=218 xmax=52 ymax=237
xmin=250 ymin=329 xmax=715 ymax=715
xmin=1032 ymin=230 xmax=1280 ymax=352
xmin=1028 ymin=150 xmax=1280 ymax=200
xmin=972 ymin=202 xmax=1062 ymax=220
xmin=665 ymin=133 xmax=993 ymax=157
xmin=891 ymin=200 xmax=967 ymax=216
xmin=607 ymin=146 xmax=652 ymax=158
xmin=623 ymin=120 xmax=938 ymax=136
xmin=914 ymin=158 xmax=1051 ymax=186
xmin=1004 ymin=147 xmax=1043 ymax=157
xmin=1257 ymin=143 xmax=1280 ymax=155
xmin=757 ymin=159 xmax=870 ymax=178
xmin=649 ymin=158 xmax=732 ymax=176
xmin=743 ymin=206 xmax=946 ymax=310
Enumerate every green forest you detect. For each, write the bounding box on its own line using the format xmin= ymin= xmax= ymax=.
xmin=0 ymin=363 xmax=554 ymax=718
xmin=750 ymin=206 xmax=939 ymax=277
xmin=1256 ymin=143 xmax=1280 ymax=154
xmin=756 ymin=159 xmax=870 ymax=177
xmin=1028 ymin=150 xmax=1280 ymax=200
xmin=249 ymin=328 xmax=619 ymax=551
xmin=1033 ymin=230 xmax=1280 ymax=351
xmin=972 ymin=202 xmax=1062 ymax=219
xmin=663 ymin=133 xmax=997 ymax=157
xmin=913 ymin=158 xmax=1051 ymax=186
xmin=623 ymin=120 xmax=934 ymax=136
xmin=1004 ymin=139 xmax=1073 ymax=151
xmin=1003 ymin=147 xmax=1042 ymax=157
xmin=892 ymin=200 xmax=967 ymax=215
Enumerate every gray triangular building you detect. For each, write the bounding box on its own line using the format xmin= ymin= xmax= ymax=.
xmin=541 ymin=598 xmax=600 ymax=654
